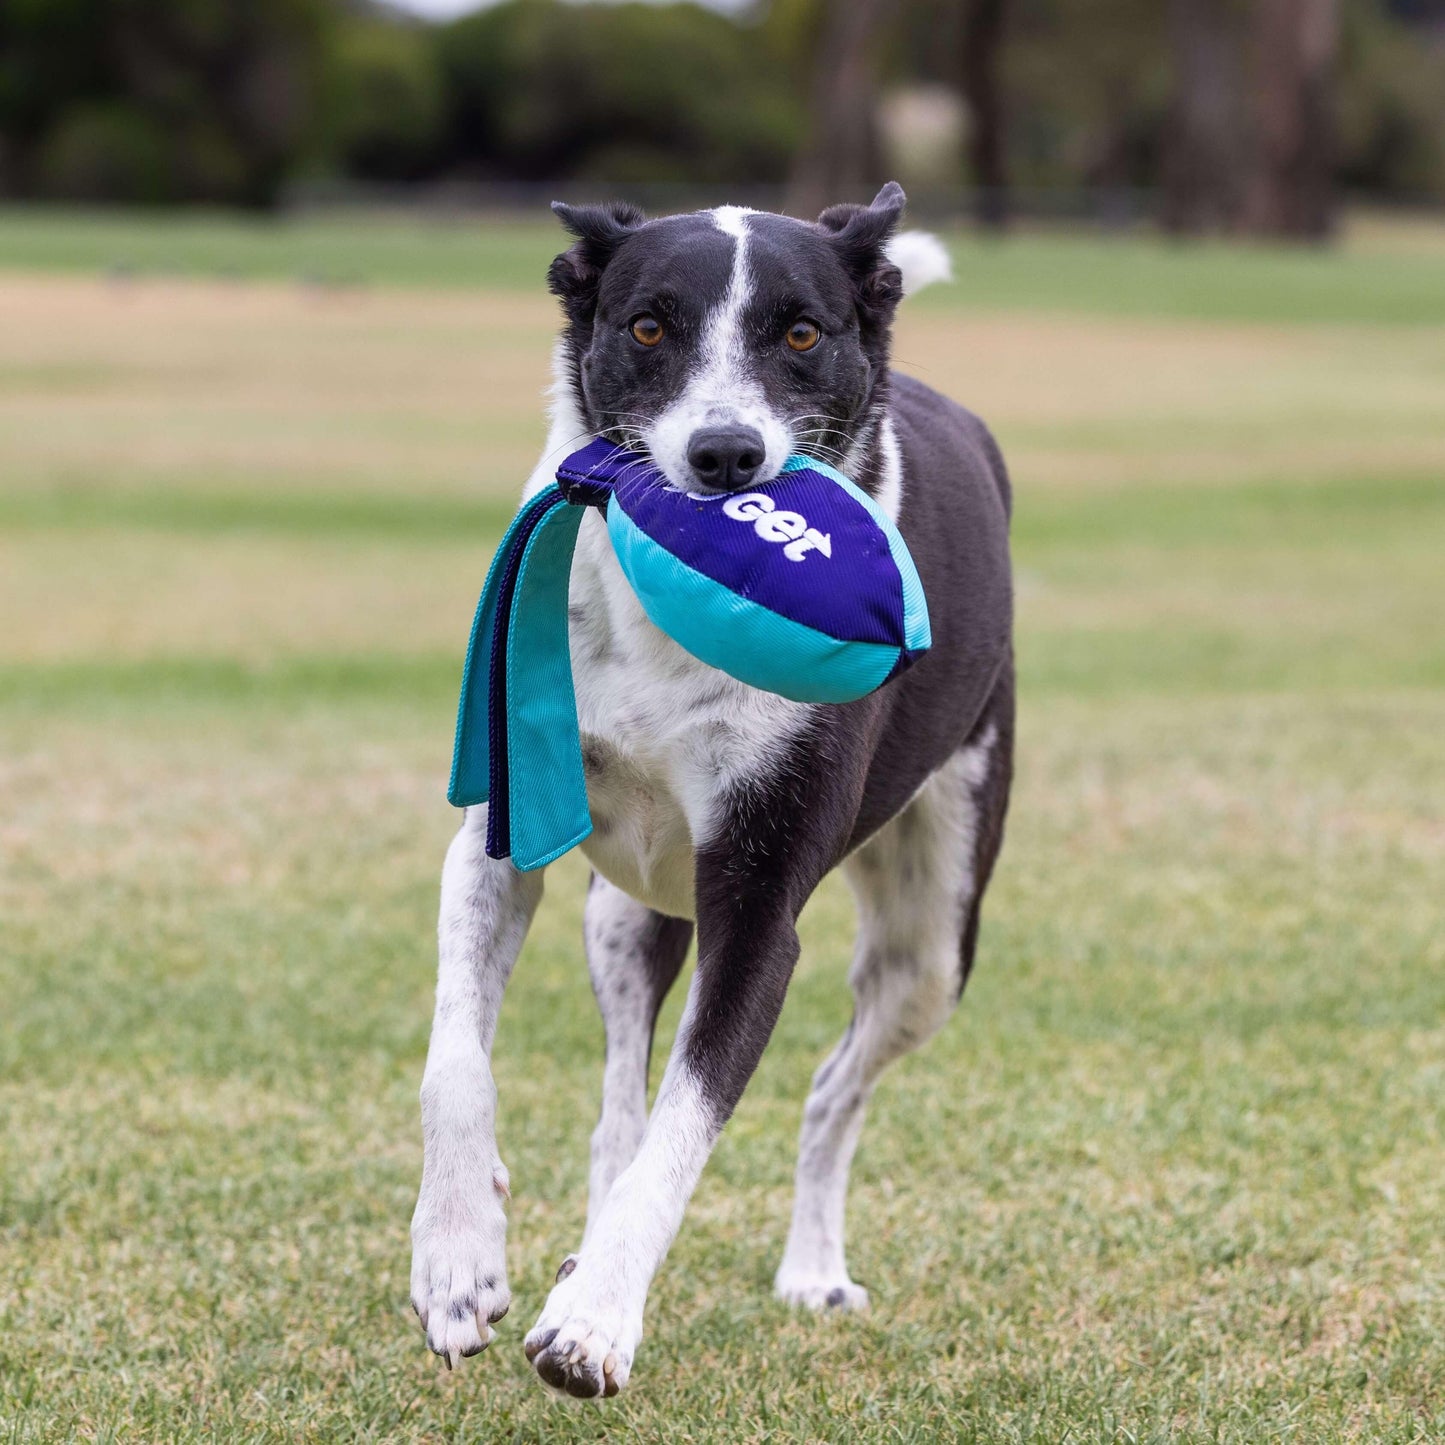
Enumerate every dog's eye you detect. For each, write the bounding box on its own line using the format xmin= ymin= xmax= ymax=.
xmin=631 ymin=315 xmax=664 ymax=347
xmin=786 ymin=320 xmax=821 ymax=353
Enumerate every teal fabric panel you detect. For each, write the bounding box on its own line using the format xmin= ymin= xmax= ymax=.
xmin=778 ymin=454 xmax=932 ymax=655
xmin=448 ymin=486 xmax=558 ymax=809
xmin=502 ymin=498 xmax=592 ymax=870
xmin=608 ymin=503 xmax=902 ymax=703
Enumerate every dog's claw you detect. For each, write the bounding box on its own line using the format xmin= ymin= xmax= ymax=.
xmin=411 ymin=1221 xmax=510 ymax=1367
xmin=524 ymin=1327 xmax=557 ymax=1363
xmin=525 ymin=1312 xmax=634 ymax=1399
xmin=555 ymin=1254 xmax=578 ymax=1283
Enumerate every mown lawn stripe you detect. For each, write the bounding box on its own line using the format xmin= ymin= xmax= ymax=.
xmin=3 ymin=208 xmax=1445 ymax=324
xmin=0 ymin=485 xmax=514 ymax=542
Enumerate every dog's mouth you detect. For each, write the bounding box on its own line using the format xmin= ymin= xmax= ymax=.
xmin=664 ymin=466 xmax=788 ymax=498
xmin=595 ymin=422 xmax=781 ymax=496
xmin=591 ymin=424 xmax=673 ymax=488
xmin=596 ymin=410 xmax=855 ymax=495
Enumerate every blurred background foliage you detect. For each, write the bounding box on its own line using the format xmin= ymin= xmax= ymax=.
xmin=0 ymin=0 xmax=1442 ymax=231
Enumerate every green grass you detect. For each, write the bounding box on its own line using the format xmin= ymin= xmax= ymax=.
xmin=4 ymin=203 xmax=1445 ymax=322
xmin=0 ymin=206 xmax=558 ymax=292
xmin=2 ymin=212 xmax=1444 ymax=1443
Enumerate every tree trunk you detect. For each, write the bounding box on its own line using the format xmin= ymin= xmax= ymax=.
xmin=1161 ymin=0 xmax=1248 ymax=234
xmin=787 ymin=0 xmax=891 ymax=218
xmin=1245 ymin=0 xmax=1338 ymax=238
xmin=960 ymin=0 xmax=1009 ymax=229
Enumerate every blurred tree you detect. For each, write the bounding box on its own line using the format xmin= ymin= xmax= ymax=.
xmin=787 ymin=0 xmax=890 ymax=215
xmin=1164 ymin=0 xmax=1340 ymax=237
xmin=36 ymin=102 xmax=177 ymax=204
xmin=324 ymin=17 xmax=444 ymax=181
xmin=0 ymin=0 xmax=1439 ymax=214
xmin=0 ymin=0 xmax=107 ymax=173
xmin=786 ymin=0 xmax=1014 ymax=219
xmin=999 ymin=0 xmax=1168 ymax=202
xmin=1338 ymin=0 xmax=1445 ymax=197
xmin=960 ymin=0 xmax=1010 ymax=227
xmin=1162 ymin=0 xmax=1249 ymax=232
xmin=434 ymin=0 xmax=802 ymax=188
xmin=0 ymin=0 xmax=329 ymax=205
xmin=892 ymin=0 xmax=1013 ymax=224
xmin=1244 ymin=0 xmax=1339 ymax=236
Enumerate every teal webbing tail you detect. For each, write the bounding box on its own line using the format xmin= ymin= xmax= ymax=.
xmin=448 ymin=484 xmax=592 ymax=871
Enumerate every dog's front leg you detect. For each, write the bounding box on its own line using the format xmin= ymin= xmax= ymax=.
xmin=522 ymin=758 xmax=854 ymax=1398
xmin=523 ymin=911 xmax=797 ymax=1396
xmin=411 ymin=807 xmax=543 ymax=1366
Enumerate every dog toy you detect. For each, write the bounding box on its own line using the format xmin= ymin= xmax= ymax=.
xmin=449 ymin=437 xmax=930 ymax=870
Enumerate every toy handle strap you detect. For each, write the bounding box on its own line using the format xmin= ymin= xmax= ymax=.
xmin=447 ymin=483 xmax=596 ymax=871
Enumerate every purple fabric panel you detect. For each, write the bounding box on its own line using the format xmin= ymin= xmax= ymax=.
xmin=556 ymin=442 xmax=907 ymax=647
xmin=555 ymin=437 xmax=637 ymax=506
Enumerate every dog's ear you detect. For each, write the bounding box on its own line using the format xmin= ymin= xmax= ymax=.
xmin=548 ymin=200 xmax=646 ymax=323
xmin=817 ymin=182 xmax=907 ymax=320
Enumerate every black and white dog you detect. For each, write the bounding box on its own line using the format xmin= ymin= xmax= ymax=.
xmin=409 ymin=183 xmax=1014 ymax=1398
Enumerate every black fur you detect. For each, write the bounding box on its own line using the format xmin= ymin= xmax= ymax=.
xmin=958 ymin=662 xmax=1015 ymax=996
xmin=548 ymin=186 xmax=907 ymax=475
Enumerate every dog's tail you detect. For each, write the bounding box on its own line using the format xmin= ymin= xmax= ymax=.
xmin=885 ymin=230 xmax=953 ymax=299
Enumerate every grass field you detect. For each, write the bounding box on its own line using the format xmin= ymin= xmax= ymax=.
xmin=1 ymin=209 xmax=1443 ymax=1443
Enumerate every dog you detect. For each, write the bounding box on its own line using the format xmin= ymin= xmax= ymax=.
xmin=409 ymin=182 xmax=1014 ymax=1398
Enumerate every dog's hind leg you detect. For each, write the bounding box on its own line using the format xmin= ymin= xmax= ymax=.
xmin=775 ymin=683 xmax=1013 ymax=1311
xmin=582 ymin=874 xmax=693 ymax=1245
xmin=410 ymin=806 xmax=544 ymax=1366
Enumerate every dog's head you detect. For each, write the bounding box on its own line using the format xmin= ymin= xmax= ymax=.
xmin=546 ymin=184 xmax=915 ymax=494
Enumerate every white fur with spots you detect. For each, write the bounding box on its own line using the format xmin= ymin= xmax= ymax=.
xmin=410 ymin=811 xmax=541 ymax=1365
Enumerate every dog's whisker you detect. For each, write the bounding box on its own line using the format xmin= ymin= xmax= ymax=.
xmin=792 ymin=446 xmax=847 ymax=460
xmin=539 ymin=428 xmax=610 ymax=472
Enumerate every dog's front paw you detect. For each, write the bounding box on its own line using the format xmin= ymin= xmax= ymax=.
xmin=773 ymin=1267 xmax=870 ymax=1313
xmin=523 ymin=1263 xmax=640 ymax=1398
xmin=410 ymin=1166 xmax=511 ymax=1367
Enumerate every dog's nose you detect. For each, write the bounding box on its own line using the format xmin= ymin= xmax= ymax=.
xmin=686 ymin=426 xmax=766 ymax=491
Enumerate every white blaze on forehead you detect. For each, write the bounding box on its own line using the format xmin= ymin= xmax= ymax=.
xmin=703 ymin=206 xmax=754 ymax=384
xmin=644 ymin=205 xmax=792 ymax=490
xmin=710 ymin=204 xmax=754 ymax=242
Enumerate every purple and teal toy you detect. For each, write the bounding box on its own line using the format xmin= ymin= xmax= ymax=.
xmin=449 ymin=438 xmax=930 ymax=870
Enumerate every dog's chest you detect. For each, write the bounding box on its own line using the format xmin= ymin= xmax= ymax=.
xmin=568 ymin=512 xmax=810 ymax=920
